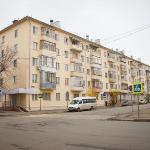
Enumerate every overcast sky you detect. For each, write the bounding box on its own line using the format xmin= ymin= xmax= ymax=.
xmin=1 ymin=0 xmax=150 ymax=65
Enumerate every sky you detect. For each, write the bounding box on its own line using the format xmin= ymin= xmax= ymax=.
xmin=0 ymin=0 xmax=150 ymax=65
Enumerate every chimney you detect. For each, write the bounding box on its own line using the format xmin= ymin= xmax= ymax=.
xmin=50 ymin=20 xmax=54 ymax=24
xmin=86 ymin=35 xmax=89 ymax=40
xmin=12 ymin=20 xmax=18 ymax=24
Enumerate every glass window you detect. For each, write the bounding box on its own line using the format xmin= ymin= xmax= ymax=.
xmin=32 ymin=58 xmax=38 ymax=66
xmin=56 ymin=77 xmax=60 ymax=84
xmin=32 ymin=94 xmax=38 ymax=101
xmin=14 ymin=29 xmax=18 ymax=38
xmin=64 ymin=51 xmax=68 ymax=58
xmin=56 ymin=93 xmax=60 ymax=101
xmin=33 ymin=42 xmax=38 ymax=50
xmin=43 ymin=93 xmax=51 ymax=100
xmin=33 ymin=26 xmax=38 ymax=35
xmin=32 ymin=74 xmax=37 ymax=83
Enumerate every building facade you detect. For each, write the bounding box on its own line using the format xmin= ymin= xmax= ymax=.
xmin=0 ymin=16 xmax=149 ymax=111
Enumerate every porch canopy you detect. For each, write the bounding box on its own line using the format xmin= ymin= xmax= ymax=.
xmin=5 ymin=88 xmax=40 ymax=95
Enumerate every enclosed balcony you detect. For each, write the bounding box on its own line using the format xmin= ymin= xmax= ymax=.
xmin=107 ymin=52 xmax=116 ymax=62
xmin=70 ymin=77 xmax=84 ymax=91
xmin=40 ymin=71 xmax=56 ymax=90
xmin=38 ymin=56 xmax=56 ymax=73
xmin=90 ymin=55 xmax=101 ymax=68
xmin=92 ymin=80 xmax=103 ymax=93
xmin=70 ymin=44 xmax=82 ymax=52
xmin=40 ymin=82 xmax=56 ymax=90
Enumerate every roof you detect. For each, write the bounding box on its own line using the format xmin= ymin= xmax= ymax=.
xmin=0 ymin=16 xmax=149 ymax=67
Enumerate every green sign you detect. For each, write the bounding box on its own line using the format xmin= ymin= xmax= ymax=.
xmin=132 ymin=82 xmax=143 ymax=94
xmin=38 ymin=91 xmax=43 ymax=98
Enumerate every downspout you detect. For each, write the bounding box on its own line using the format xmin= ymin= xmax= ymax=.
xmin=28 ymin=18 xmax=31 ymax=110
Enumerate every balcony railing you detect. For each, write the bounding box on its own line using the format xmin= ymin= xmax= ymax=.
xmin=38 ymin=65 xmax=56 ymax=73
xmin=70 ymin=44 xmax=82 ymax=52
xmin=70 ymin=85 xmax=84 ymax=91
xmin=40 ymin=82 xmax=56 ymax=90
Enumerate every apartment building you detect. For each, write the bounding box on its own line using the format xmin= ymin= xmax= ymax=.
xmin=0 ymin=16 xmax=149 ymax=111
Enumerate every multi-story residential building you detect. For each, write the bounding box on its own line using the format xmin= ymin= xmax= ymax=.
xmin=0 ymin=16 xmax=149 ymax=111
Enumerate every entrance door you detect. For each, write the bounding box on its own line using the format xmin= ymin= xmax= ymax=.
xmin=12 ymin=94 xmax=17 ymax=107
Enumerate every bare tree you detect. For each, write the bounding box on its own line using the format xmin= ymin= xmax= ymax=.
xmin=0 ymin=46 xmax=16 ymax=89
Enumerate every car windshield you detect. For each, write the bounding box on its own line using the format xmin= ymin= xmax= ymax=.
xmin=70 ymin=100 xmax=79 ymax=104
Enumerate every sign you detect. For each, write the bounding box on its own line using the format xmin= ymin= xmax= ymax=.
xmin=102 ymin=92 xmax=107 ymax=98
xmin=132 ymin=82 xmax=143 ymax=94
xmin=129 ymin=85 xmax=132 ymax=91
xmin=38 ymin=91 xmax=43 ymax=98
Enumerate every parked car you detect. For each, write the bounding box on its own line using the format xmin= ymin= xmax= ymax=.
xmin=68 ymin=96 xmax=97 ymax=112
xmin=139 ymin=99 xmax=148 ymax=104
xmin=121 ymin=100 xmax=133 ymax=106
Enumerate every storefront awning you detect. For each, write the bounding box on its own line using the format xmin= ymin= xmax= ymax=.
xmin=5 ymin=88 xmax=40 ymax=94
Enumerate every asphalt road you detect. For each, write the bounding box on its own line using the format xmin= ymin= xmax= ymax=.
xmin=0 ymin=104 xmax=150 ymax=150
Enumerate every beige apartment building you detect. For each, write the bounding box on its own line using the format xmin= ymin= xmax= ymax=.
xmin=0 ymin=16 xmax=150 ymax=111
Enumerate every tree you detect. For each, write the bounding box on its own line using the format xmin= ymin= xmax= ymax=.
xmin=0 ymin=46 xmax=16 ymax=89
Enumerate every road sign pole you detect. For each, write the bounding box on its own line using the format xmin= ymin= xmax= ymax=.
xmin=131 ymin=93 xmax=133 ymax=112
xmin=138 ymin=94 xmax=140 ymax=120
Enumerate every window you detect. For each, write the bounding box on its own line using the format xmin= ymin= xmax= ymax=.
xmin=32 ymin=74 xmax=37 ymax=83
xmin=104 ymin=52 xmax=107 ymax=57
xmin=32 ymin=58 xmax=38 ymax=66
xmin=14 ymin=29 xmax=18 ymax=38
xmin=32 ymin=94 xmax=38 ymax=101
xmin=106 ymin=83 xmax=108 ymax=89
xmin=56 ymin=48 xmax=60 ymax=56
xmin=105 ymin=73 xmax=107 ymax=78
xmin=65 ymin=64 xmax=69 ymax=71
xmin=87 ymin=57 xmax=89 ymax=63
xmin=65 ymin=78 xmax=69 ymax=86
xmin=45 ymin=73 xmax=56 ymax=83
xmin=64 ymin=51 xmax=68 ymax=58
xmin=87 ymin=69 xmax=90 ymax=75
xmin=56 ymin=62 xmax=60 ymax=70
xmin=56 ymin=93 xmax=60 ymax=101
xmin=88 ymin=81 xmax=90 ymax=87
xmin=104 ymin=62 xmax=107 ymax=68
xmin=13 ymin=59 xmax=17 ymax=67
xmin=40 ymin=40 xmax=56 ymax=52
xmin=13 ymin=76 xmax=16 ymax=84
xmin=33 ymin=42 xmax=38 ymax=50
xmin=55 ymin=34 xmax=59 ymax=41
xmin=0 ymin=79 xmax=3 ymax=87
xmin=1 ymin=36 xmax=5 ymax=44
xmin=81 ymin=56 xmax=84 ymax=62
xmin=43 ymin=93 xmax=51 ymax=100
xmin=64 ymin=37 xmax=68 ymax=44
xmin=14 ymin=44 xmax=18 ymax=52
xmin=33 ymin=26 xmax=38 ymax=35
xmin=56 ymin=77 xmax=60 ymax=84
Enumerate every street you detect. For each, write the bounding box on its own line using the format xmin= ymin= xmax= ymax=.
xmin=0 ymin=104 xmax=150 ymax=150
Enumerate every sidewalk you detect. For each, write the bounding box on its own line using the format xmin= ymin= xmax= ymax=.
xmin=110 ymin=108 xmax=150 ymax=122
xmin=0 ymin=109 xmax=66 ymax=117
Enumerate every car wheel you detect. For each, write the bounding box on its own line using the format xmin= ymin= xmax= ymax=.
xmin=77 ymin=107 xmax=80 ymax=112
xmin=90 ymin=106 xmax=94 ymax=111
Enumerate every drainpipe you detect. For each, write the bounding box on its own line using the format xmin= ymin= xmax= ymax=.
xmin=28 ymin=18 xmax=31 ymax=110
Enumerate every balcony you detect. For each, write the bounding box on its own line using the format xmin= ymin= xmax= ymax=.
xmin=109 ymin=77 xmax=116 ymax=83
xmin=70 ymin=57 xmax=81 ymax=63
xmin=70 ymin=86 xmax=84 ymax=92
xmin=92 ymin=87 xmax=101 ymax=93
xmin=131 ymin=70 xmax=137 ymax=77
xmin=40 ymin=82 xmax=56 ymax=90
xmin=38 ymin=65 xmax=56 ymax=73
xmin=70 ymin=44 xmax=82 ymax=52
xmin=70 ymin=71 xmax=83 ymax=77
xmin=108 ymin=56 xmax=115 ymax=62
xmin=91 ymin=63 xmax=101 ymax=68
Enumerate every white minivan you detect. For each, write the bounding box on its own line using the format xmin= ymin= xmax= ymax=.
xmin=68 ymin=97 xmax=97 ymax=112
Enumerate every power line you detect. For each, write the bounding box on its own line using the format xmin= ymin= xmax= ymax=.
xmin=101 ymin=24 xmax=150 ymax=44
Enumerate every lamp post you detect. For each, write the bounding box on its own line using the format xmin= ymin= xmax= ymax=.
xmin=38 ymin=91 xmax=43 ymax=111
